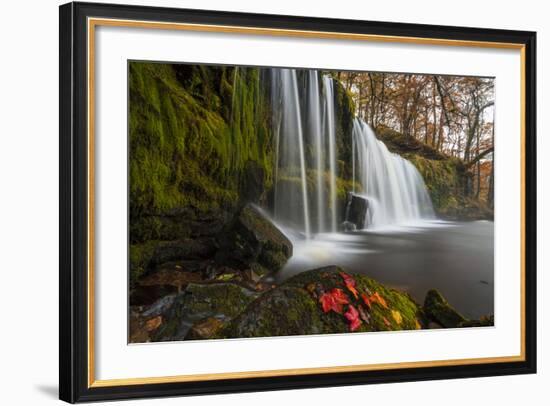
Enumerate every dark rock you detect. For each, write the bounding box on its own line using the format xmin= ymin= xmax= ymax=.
xmin=151 ymin=238 xmax=217 ymax=266
xmin=139 ymin=268 xmax=203 ymax=291
xmin=345 ymin=193 xmax=369 ymax=230
xmin=340 ymin=221 xmax=357 ymax=232
xmin=216 ymin=203 xmax=293 ymax=274
xmin=129 ymin=283 xmax=178 ymax=306
xmin=142 ymin=294 xmax=177 ymax=318
xmin=459 ymin=315 xmax=494 ymax=328
xmin=423 ymin=289 xmax=466 ymax=328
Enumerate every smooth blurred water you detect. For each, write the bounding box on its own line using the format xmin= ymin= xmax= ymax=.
xmin=352 ymin=119 xmax=435 ymax=227
xmin=273 ymin=220 xmax=494 ymax=320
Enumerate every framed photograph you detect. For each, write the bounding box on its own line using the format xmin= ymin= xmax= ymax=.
xmin=59 ymin=1 xmax=536 ymax=402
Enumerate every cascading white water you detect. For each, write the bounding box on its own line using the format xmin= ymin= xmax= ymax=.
xmin=351 ymin=118 xmax=435 ymax=228
xmin=272 ymin=68 xmax=434 ymax=235
xmin=272 ymin=69 xmax=311 ymax=239
xmin=323 ymin=77 xmax=338 ymax=232
xmin=273 ymin=69 xmax=339 ymax=236
xmin=307 ymin=71 xmax=326 ymax=233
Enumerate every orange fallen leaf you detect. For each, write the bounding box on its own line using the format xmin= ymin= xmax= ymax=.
xmin=383 ymin=317 xmax=391 ymax=328
xmin=145 ymin=316 xmax=162 ymax=332
xmin=339 ymin=272 xmax=359 ymax=299
xmin=361 ymin=293 xmax=372 ymax=309
xmin=371 ymin=292 xmax=388 ymax=309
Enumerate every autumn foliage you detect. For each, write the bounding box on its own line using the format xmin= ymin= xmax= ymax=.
xmin=315 ymin=271 xmax=401 ymax=332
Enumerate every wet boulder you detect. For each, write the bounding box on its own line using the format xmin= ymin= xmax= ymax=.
xmin=217 ymin=203 xmax=293 ymax=275
xmin=345 ymin=193 xmax=369 ymax=230
xmin=175 ymin=282 xmax=259 ymax=319
xmin=222 ymin=266 xmax=423 ymax=339
xmin=152 ymin=282 xmax=259 ymax=341
xmin=340 ymin=221 xmax=357 ymax=232
xmin=423 ymin=289 xmax=466 ymax=328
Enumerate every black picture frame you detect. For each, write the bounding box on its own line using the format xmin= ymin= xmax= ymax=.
xmin=59 ymin=1 xmax=537 ymax=403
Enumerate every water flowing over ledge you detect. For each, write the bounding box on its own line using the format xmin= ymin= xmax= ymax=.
xmin=271 ymin=68 xmax=435 ymax=237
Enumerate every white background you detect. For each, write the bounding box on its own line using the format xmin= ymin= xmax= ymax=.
xmin=95 ymin=24 xmax=521 ymax=380
xmin=0 ymin=0 xmax=546 ymax=404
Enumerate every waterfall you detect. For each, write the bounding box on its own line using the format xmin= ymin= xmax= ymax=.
xmin=307 ymin=71 xmax=326 ymax=233
xmin=273 ymin=69 xmax=340 ymax=236
xmin=323 ymin=77 xmax=338 ymax=232
xmin=272 ymin=68 xmax=434 ymax=236
xmin=351 ymin=118 xmax=435 ymax=227
xmin=272 ymin=69 xmax=311 ymax=239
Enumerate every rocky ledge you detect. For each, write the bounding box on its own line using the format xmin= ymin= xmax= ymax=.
xmin=130 ymin=265 xmax=494 ymax=343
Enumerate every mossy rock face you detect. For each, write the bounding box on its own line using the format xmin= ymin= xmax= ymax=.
xmin=129 ymin=241 xmax=159 ymax=287
xmin=150 ymin=238 xmax=217 ymax=266
xmin=154 ymin=282 xmax=259 ymax=340
xmin=222 ymin=266 xmax=423 ymax=339
xmin=376 ymin=127 xmax=492 ymax=220
xmin=423 ymin=289 xmax=466 ymax=328
xmin=178 ymin=282 xmax=259 ymax=318
xmin=217 ymin=203 xmax=293 ymax=273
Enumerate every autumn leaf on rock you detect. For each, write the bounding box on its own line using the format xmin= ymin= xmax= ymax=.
xmin=339 ymin=272 xmax=359 ymax=299
xmin=391 ymin=310 xmax=402 ymax=325
xmin=319 ymin=288 xmax=349 ymax=314
xmin=344 ymin=304 xmax=362 ymax=332
xmin=371 ymin=292 xmax=388 ymax=309
xmin=361 ymin=293 xmax=372 ymax=309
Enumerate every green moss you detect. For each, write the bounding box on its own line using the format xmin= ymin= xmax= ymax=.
xmin=222 ymin=266 xmax=423 ymax=339
xmin=407 ymin=155 xmax=461 ymax=212
xmin=129 ymin=241 xmax=158 ymax=287
xmin=333 ymin=80 xmax=356 ymax=180
xmin=423 ymin=289 xmax=466 ymax=328
xmin=129 ymin=63 xmax=274 ymax=243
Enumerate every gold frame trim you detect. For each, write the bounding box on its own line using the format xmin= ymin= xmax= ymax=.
xmin=87 ymin=17 xmax=527 ymax=388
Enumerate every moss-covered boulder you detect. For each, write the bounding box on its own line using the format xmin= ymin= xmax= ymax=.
xmin=222 ymin=266 xmax=423 ymax=339
xmin=177 ymin=282 xmax=259 ymax=318
xmin=216 ymin=203 xmax=293 ymax=275
xmin=152 ymin=282 xmax=260 ymax=341
xmin=423 ymin=289 xmax=466 ymax=328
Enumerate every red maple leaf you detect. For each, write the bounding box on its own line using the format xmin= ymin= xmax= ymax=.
xmin=340 ymin=272 xmax=359 ymax=299
xmin=319 ymin=288 xmax=349 ymax=314
xmin=344 ymin=304 xmax=362 ymax=331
